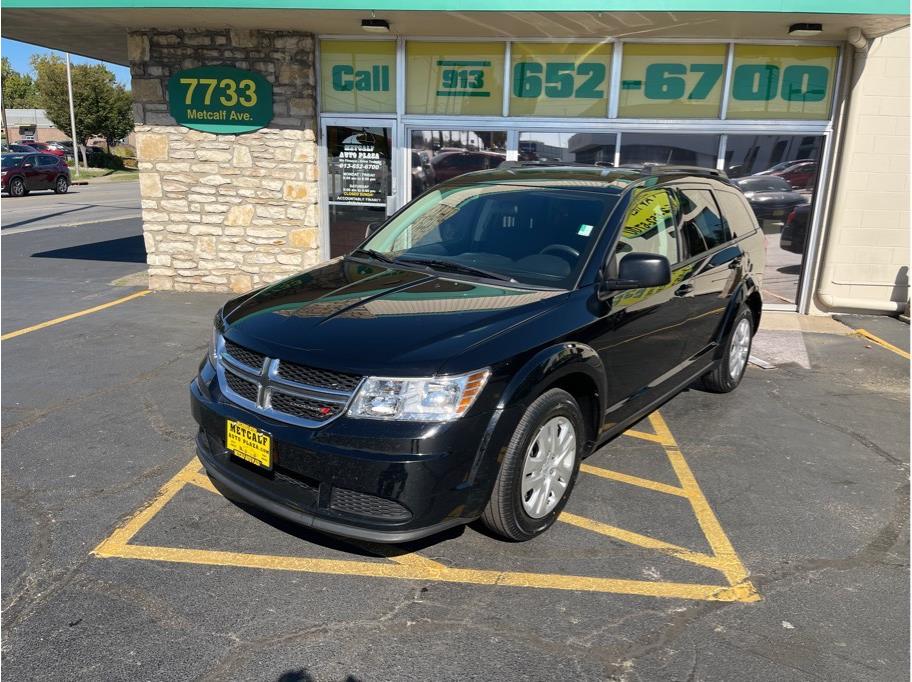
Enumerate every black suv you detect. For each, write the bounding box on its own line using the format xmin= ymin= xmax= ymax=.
xmin=190 ymin=165 xmax=764 ymax=542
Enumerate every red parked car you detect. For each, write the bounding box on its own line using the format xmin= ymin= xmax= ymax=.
xmin=1 ymin=153 xmax=71 ymax=196
xmin=22 ymin=141 xmax=67 ymax=157
xmin=773 ymin=161 xmax=817 ymax=190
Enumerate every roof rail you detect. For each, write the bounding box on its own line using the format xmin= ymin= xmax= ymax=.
xmin=616 ymin=163 xmax=728 ymax=178
xmin=499 ymin=159 xmax=613 ymax=169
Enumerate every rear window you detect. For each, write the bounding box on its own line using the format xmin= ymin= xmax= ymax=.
xmin=677 ymin=188 xmax=731 ymax=258
xmin=714 ymin=190 xmax=758 ymax=239
xmin=735 ymin=176 xmax=792 ymax=193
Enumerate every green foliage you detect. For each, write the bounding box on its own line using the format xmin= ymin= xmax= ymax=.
xmin=30 ymin=55 xmax=134 ymax=145
xmin=1 ymin=57 xmax=41 ymax=108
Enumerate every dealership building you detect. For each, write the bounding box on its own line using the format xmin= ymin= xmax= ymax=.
xmin=2 ymin=2 xmax=909 ymax=314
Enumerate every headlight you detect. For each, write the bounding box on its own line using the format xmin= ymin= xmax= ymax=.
xmin=208 ymin=325 xmax=221 ymax=367
xmin=348 ymin=369 xmax=490 ymax=421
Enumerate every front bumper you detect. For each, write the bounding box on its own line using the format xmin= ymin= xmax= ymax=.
xmin=190 ymin=365 xmax=517 ymax=543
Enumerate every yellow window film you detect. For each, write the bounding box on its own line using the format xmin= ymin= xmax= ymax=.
xmin=618 ymin=43 xmax=727 ymax=119
xmin=509 ymin=42 xmax=613 ymax=118
xmin=320 ymin=40 xmax=396 ymax=113
xmin=406 ymin=42 xmax=505 ymax=116
xmin=727 ymin=44 xmax=837 ymax=120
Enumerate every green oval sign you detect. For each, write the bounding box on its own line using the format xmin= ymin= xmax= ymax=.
xmin=168 ymin=65 xmax=273 ymax=134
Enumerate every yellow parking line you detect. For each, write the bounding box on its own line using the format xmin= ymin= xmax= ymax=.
xmin=649 ymin=412 xmax=753 ymax=588
xmin=855 ymin=328 xmax=911 ymax=360
xmin=559 ymin=512 xmax=725 ymax=571
xmin=580 ymin=463 xmax=688 ymax=498
xmin=622 ymin=428 xmax=671 ymax=445
xmin=100 ymin=542 xmax=757 ymax=601
xmin=1 ymin=290 xmax=152 ymax=341
xmin=187 ymin=471 xmax=219 ymax=494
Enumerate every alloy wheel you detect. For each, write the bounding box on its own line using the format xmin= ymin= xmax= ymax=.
xmin=729 ymin=317 xmax=751 ymax=380
xmin=521 ymin=416 xmax=576 ymax=519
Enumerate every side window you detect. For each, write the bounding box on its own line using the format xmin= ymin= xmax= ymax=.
xmin=714 ymin=190 xmax=758 ymax=239
xmin=613 ymin=189 xmax=678 ymax=271
xmin=677 ymin=188 xmax=730 ymax=259
xmin=39 ymin=155 xmax=57 ymax=167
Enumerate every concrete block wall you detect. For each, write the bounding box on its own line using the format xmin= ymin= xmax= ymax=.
xmin=129 ymin=29 xmax=320 ymax=293
xmin=815 ymin=27 xmax=910 ymax=313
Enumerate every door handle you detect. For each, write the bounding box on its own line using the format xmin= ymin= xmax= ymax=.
xmin=674 ymin=283 xmax=694 ymax=296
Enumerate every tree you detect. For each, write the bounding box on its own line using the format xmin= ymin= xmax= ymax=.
xmin=1 ymin=57 xmax=41 ymax=108
xmin=31 ymin=55 xmax=133 ymax=146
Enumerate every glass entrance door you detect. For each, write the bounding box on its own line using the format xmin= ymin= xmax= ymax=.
xmin=323 ymin=120 xmax=397 ymax=257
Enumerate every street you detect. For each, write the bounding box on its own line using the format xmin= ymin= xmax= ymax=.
xmin=1 ymin=186 xmax=909 ymax=681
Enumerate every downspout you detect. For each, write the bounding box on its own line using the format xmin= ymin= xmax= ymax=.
xmin=815 ymin=28 xmax=907 ymax=314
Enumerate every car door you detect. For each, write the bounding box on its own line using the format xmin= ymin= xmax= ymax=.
xmin=38 ymin=155 xmax=58 ymax=188
xmin=20 ymin=155 xmax=42 ymax=189
xmin=671 ymin=185 xmax=741 ymax=364
xmin=591 ymin=187 xmax=692 ymax=423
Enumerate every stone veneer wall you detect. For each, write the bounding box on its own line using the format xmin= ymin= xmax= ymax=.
xmin=129 ymin=29 xmax=320 ymax=292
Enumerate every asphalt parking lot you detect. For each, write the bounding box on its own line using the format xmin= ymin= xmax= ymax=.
xmin=2 ymin=194 xmax=909 ymax=681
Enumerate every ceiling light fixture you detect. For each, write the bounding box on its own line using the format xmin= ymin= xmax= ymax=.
xmin=361 ymin=18 xmax=390 ymax=33
xmin=788 ymin=22 xmax=823 ymax=36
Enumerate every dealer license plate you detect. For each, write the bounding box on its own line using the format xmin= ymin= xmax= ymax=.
xmin=226 ymin=419 xmax=272 ymax=469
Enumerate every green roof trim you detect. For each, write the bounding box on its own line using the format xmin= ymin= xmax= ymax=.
xmin=1 ymin=0 xmax=908 ymax=11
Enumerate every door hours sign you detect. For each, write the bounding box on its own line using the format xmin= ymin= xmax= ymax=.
xmin=168 ymin=66 xmax=273 ymax=134
xmin=336 ymin=132 xmax=388 ymax=205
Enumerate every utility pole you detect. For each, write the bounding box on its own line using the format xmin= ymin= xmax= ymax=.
xmin=65 ymin=52 xmax=80 ymax=176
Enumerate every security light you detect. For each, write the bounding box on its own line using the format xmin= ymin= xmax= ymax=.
xmin=362 ymin=18 xmax=391 ymax=33
xmin=789 ymin=22 xmax=823 ymax=36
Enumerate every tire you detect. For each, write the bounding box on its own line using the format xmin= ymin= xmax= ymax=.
xmin=699 ymin=307 xmax=753 ymax=393
xmin=54 ymin=176 xmax=69 ymax=194
xmin=9 ymin=177 xmax=26 ymax=197
xmin=481 ymin=388 xmax=584 ymax=541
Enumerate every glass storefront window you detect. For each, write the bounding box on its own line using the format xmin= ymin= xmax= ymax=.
xmin=726 ymin=45 xmax=838 ymax=120
xmin=406 ymin=42 xmax=505 ymax=116
xmin=518 ymin=132 xmax=616 ymax=166
xmin=619 ymin=133 xmax=720 ymax=167
xmin=725 ymin=134 xmax=824 ymax=304
xmin=409 ymin=130 xmax=507 ymax=196
xmin=320 ymin=40 xmax=396 ymax=113
xmin=509 ymin=43 xmax=613 ymax=118
xmin=618 ymin=43 xmax=727 ymax=119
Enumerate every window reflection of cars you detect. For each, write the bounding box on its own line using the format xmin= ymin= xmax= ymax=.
xmin=780 ymin=203 xmax=810 ymax=254
xmin=411 ymin=151 xmax=436 ymax=196
xmin=734 ymin=176 xmax=806 ymax=223
xmin=773 ymin=162 xmax=817 ymax=190
xmin=753 ymin=158 xmax=814 ymax=176
xmin=430 ymin=151 xmax=506 ymax=183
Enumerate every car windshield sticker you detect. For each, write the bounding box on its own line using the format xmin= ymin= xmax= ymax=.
xmin=578 ymin=224 xmax=594 ymax=236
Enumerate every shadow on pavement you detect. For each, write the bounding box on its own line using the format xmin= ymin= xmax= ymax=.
xmin=32 ymin=235 xmax=147 ymax=263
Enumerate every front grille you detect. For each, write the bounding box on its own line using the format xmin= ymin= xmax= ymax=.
xmin=270 ymin=391 xmax=343 ymax=421
xmin=224 ymin=370 xmax=258 ymax=402
xmin=224 ymin=339 xmax=266 ymax=371
xmin=330 ymin=487 xmax=412 ymax=521
xmin=277 ymin=361 xmax=362 ymax=392
xmin=218 ymin=338 xmax=362 ymax=427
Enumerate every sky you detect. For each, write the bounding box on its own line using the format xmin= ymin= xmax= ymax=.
xmin=2 ymin=38 xmax=131 ymax=86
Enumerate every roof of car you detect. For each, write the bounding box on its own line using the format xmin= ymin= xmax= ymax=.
xmin=442 ymin=162 xmax=733 ymax=194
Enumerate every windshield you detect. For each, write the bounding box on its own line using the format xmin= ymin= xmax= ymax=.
xmin=361 ymin=183 xmax=618 ymax=288
xmin=2 ymin=155 xmax=25 ymax=168
xmin=737 ymin=177 xmax=792 ymax=192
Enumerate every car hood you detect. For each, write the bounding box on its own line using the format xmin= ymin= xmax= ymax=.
xmin=222 ymin=258 xmax=565 ymax=376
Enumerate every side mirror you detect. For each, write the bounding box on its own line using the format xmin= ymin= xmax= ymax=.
xmin=364 ymin=222 xmax=382 ymax=238
xmin=22 ymin=162 xmax=33 ymax=168
xmin=599 ymin=252 xmax=672 ymax=299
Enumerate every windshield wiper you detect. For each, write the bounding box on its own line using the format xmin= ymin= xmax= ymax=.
xmin=395 ymin=256 xmax=517 ymax=283
xmin=349 ymin=248 xmax=396 ymax=264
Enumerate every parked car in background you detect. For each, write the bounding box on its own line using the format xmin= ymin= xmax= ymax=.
xmin=2 ymin=152 xmax=71 ymax=196
xmin=84 ymin=145 xmax=109 ymax=167
xmin=780 ymin=203 xmax=811 ymax=254
xmin=7 ymin=143 xmax=38 ymax=153
xmin=734 ymin=176 xmax=806 ymax=222
xmin=22 ymin=141 xmax=66 ymax=157
xmin=773 ymin=161 xmax=817 ymax=190
xmin=753 ymin=158 xmax=814 ymax=176
xmin=430 ymin=150 xmax=506 ymax=183
xmin=191 ymin=164 xmax=765 ymax=543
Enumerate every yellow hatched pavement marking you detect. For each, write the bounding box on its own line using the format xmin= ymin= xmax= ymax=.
xmin=93 ymin=413 xmax=758 ymax=602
